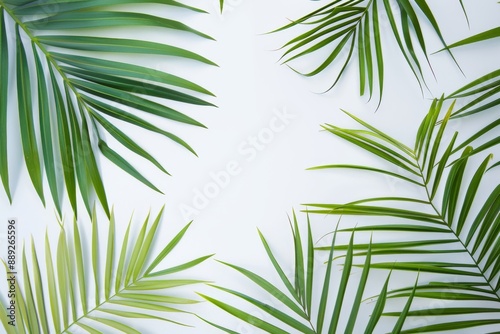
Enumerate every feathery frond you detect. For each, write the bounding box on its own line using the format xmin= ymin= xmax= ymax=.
xmin=0 ymin=1 xmax=216 ymax=217
xmin=306 ymin=98 xmax=500 ymax=332
xmin=272 ymin=0 xmax=467 ymax=104
xmin=200 ymin=212 xmax=394 ymax=333
xmin=0 ymin=208 xmax=211 ymax=333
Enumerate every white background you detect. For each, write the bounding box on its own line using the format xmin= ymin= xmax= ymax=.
xmin=1 ymin=0 xmax=500 ymax=333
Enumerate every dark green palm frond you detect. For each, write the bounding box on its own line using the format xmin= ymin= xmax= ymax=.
xmin=438 ymin=31 xmax=500 ymax=159
xmin=306 ymin=99 xmax=500 ymax=332
xmin=0 ymin=207 xmax=211 ymax=333
xmin=440 ymin=69 xmax=500 ymax=169
xmin=272 ymin=0 xmax=465 ymax=104
xmin=200 ymin=212 xmax=397 ymax=333
xmin=0 ymin=1 xmax=216 ymax=217
xmin=446 ymin=69 xmax=500 ymax=119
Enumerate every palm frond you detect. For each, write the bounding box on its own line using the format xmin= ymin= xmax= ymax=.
xmin=306 ymin=99 xmax=500 ymax=332
xmin=272 ymin=0 xmax=467 ymax=104
xmin=440 ymin=69 xmax=500 ymax=169
xmin=200 ymin=212 xmax=395 ymax=333
xmin=0 ymin=207 xmax=211 ymax=333
xmin=0 ymin=1 xmax=216 ymax=216
xmin=446 ymin=69 xmax=500 ymax=119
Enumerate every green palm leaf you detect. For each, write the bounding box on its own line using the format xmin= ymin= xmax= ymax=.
xmin=272 ymin=0 xmax=467 ymax=104
xmin=446 ymin=69 xmax=500 ymax=119
xmin=0 ymin=9 xmax=9 ymax=203
xmin=0 ymin=1 xmax=216 ymax=217
xmin=441 ymin=69 xmax=500 ymax=168
xmin=201 ymin=213 xmax=392 ymax=333
xmin=306 ymin=98 xmax=500 ymax=332
xmin=0 ymin=208 xmax=211 ymax=333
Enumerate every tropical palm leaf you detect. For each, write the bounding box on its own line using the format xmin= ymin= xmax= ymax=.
xmin=0 ymin=1 xmax=216 ymax=217
xmin=200 ymin=212 xmax=403 ymax=333
xmin=0 ymin=207 xmax=211 ymax=333
xmin=306 ymin=99 xmax=500 ymax=332
xmin=440 ymin=69 xmax=500 ymax=171
xmin=272 ymin=0 xmax=466 ymax=104
xmin=446 ymin=68 xmax=500 ymax=119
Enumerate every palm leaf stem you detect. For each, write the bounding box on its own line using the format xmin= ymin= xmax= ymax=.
xmin=413 ymin=159 xmax=499 ymax=298
xmin=300 ymin=302 xmax=317 ymax=333
xmin=62 ymin=273 xmax=150 ymax=333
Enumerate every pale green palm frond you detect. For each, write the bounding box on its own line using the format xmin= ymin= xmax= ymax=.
xmin=0 ymin=1 xmax=216 ymax=217
xmin=306 ymin=99 xmax=500 ymax=332
xmin=199 ymin=212 xmax=400 ymax=333
xmin=0 ymin=207 xmax=211 ymax=333
xmin=272 ymin=0 xmax=466 ymax=105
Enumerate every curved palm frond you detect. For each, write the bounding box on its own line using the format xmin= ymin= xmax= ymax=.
xmin=0 ymin=207 xmax=211 ymax=333
xmin=272 ymin=0 xmax=466 ymax=105
xmin=199 ymin=212 xmax=404 ymax=333
xmin=306 ymin=99 xmax=500 ymax=332
xmin=0 ymin=1 xmax=216 ymax=217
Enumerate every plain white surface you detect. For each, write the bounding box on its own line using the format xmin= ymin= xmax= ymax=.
xmin=1 ymin=0 xmax=500 ymax=333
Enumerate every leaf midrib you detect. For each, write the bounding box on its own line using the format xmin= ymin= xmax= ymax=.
xmin=414 ymin=157 xmax=500 ymax=299
xmin=61 ymin=273 xmax=152 ymax=333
